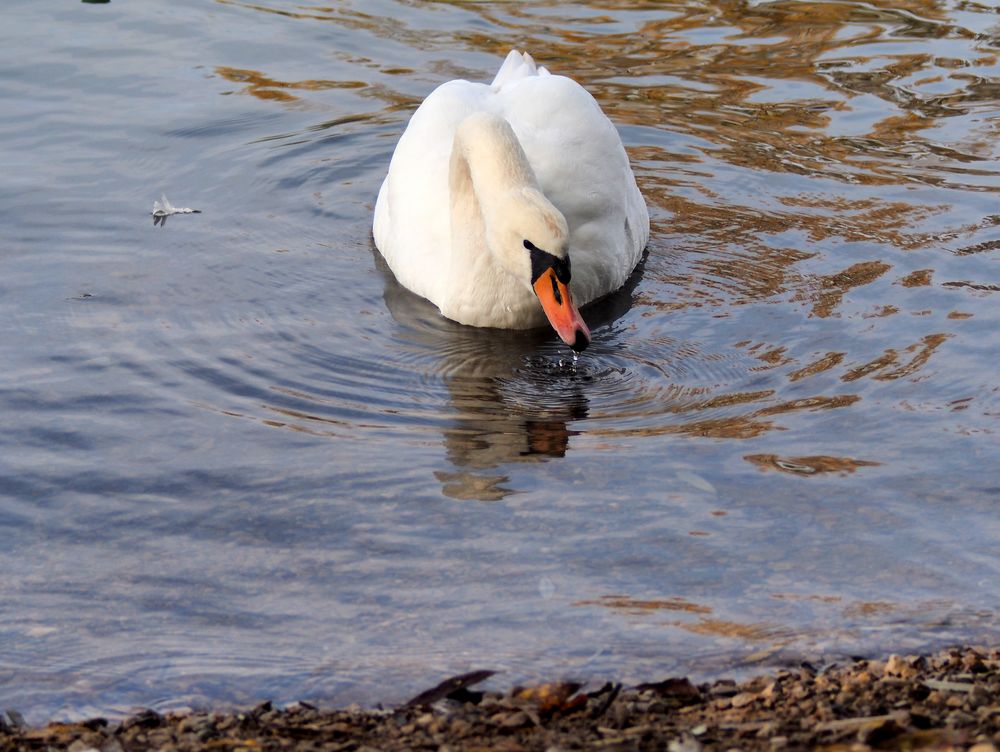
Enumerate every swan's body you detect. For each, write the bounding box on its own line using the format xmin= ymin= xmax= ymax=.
xmin=373 ymin=50 xmax=649 ymax=350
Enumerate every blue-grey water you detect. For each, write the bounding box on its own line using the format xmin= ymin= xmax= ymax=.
xmin=2 ymin=0 xmax=998 ymax=724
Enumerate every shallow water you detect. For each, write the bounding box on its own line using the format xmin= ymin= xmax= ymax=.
xmin=2 ymin=0 xmax=999 ymax=723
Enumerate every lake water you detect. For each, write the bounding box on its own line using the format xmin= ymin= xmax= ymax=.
xmin=2 ymin=0 xmax=998 ymax=724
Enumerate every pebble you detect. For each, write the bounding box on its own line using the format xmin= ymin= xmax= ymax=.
xmin=946 ymin=709 xmax=976 ymax=727
xmin=709 ymin=680 xmax=737 ymax=698
xmin=969 ymin=685 xmax=992 ymax=707
xmin=667 ymin=735 xmax=702 ymax=752
xmin=610 ymin=699 xmax=630 ymax=728
xmin=3 ymin=646 xmax=1000 ymax=752
xmin=499 ymin=711 xmax=529 ymax=729
xmin=856 ymin=716 xmax=905 ymax=745
xmin=449 ymin=718 xmax=471 ymax=737
xmin=885 ymin=655 xmax=915 ymax=679
xmin=968 ymin=744 xmax=998 ymax=752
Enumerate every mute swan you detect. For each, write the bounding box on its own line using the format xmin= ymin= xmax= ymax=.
xmin=373 ymin=50 xmax=649 ymax=352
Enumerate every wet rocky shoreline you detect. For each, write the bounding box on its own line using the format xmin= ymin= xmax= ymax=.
xmin=4 ymin=646 xmax=999 ymax=751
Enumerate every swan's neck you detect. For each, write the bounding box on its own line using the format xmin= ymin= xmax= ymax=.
xmin=444 ymin=113 xmax=544 ymax=326
xmin=450 ymin=113 xmax=537 ymax=205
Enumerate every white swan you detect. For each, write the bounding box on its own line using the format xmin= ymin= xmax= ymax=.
xmin=373 ymin=50 xmax=649 ymax=352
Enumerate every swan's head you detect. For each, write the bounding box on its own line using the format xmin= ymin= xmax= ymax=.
xmin=487 ymin=187 xmax=591 ymax=352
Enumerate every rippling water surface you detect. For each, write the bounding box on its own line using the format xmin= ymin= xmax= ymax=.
xmin=3 ymin=0 xmax=999 ymax=723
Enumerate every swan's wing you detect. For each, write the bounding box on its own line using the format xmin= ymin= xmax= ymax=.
xmin=373 ymin=79 xmax=490 ymax=305
xmin=495 ymin=74 xmax=649 ymax=305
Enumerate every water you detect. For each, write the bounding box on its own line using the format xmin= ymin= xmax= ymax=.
xmin=2 ymin=0 xmax=998 ymax=724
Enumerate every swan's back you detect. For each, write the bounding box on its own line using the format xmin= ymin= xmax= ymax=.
xmin=374 ymin=51 xmax=648 ymax=313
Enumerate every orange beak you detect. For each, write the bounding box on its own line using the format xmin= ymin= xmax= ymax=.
xmin=532 ymin=267 xmax=591 ymax=352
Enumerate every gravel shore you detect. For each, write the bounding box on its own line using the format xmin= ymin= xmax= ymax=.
xmin=3 ymin=646 xmax=998 ymax=751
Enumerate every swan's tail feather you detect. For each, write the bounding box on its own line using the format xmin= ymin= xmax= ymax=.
xmin=491 ymin=49 xmax=543 ymax=88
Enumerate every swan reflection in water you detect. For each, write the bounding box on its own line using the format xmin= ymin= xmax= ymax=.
xmin=374 ymin=250 xmax=645 ymax=501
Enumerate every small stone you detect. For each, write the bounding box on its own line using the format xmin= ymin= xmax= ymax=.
xmin=962 ymin=652 xmax=987 ymax=672
xmin=848 ymin=671 xmax=873 ymax=686
xmin=611 ymin=699 xmax=630 ymax=728
xmin=857 ymin=717 xmax=904 ymax=745
xmin=968 ymin=685 xmax=991 ymax=708
xmin=770 ymin=737 xmax=788 ymax=750
xmin=500 ymin=711 xmax=529 ymax=729
xmin=968 ymin=743 xmax=998 ymax=752
xmin=885 ymin=655 xmax=918 ymax=680
xmin=731 ymin=692 xmax=756 ymax=709
xmin=909 ymin=683 xmax=931 ymax=702
xmin=945 ymin=709 xmax=976 ymax=727
xmin=667 ymin=735 xmax=703 ymax=752
xmin=709 ymin=680 xmax=737 ymax=698
xmin=647 ymin=700 xmax=669 ymax=714
xmin=977 ymin=705 xmax=1000 ymax=721
xmin=755 ymin=722 xmax=778 ymax=738
xmin=122 ymin=709 xmax=162 ymax=730
xmin=177 ymin=716 xmax=194 ymax=733
xmin=216 ymin=716 xmax=237 ymax=732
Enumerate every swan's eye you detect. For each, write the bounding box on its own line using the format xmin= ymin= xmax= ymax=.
xmin=552 ymin=255 xmax=571 ymax=284
xmin=523 ymin=239 xmax=538 ymax=252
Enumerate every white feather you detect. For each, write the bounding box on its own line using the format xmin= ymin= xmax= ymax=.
xmin=373 ymin=50 xmax=649 ymax=330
